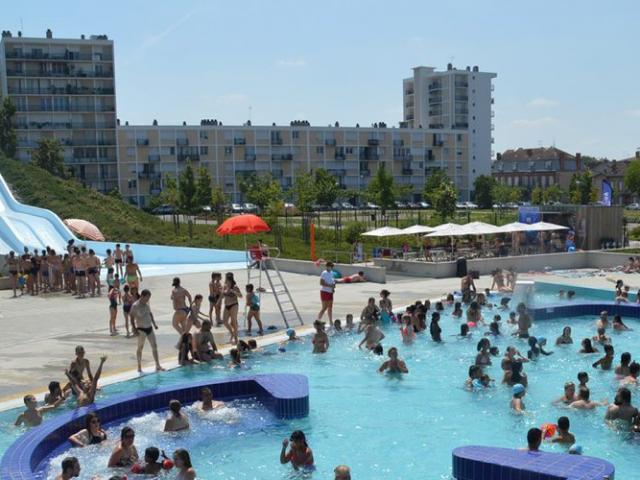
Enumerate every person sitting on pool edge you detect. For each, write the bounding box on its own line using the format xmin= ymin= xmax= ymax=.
xmin=280 ymin=430 xmax=315 ymax=471
xmin=511 ymin=383 xmax=526 ymax=414
xmin=193 ymin=321 xmax=223 ymax=362
xmin=378 ymin=347 xmax=409 ymax=374
xmin=55 ymin=456 xmax=80 ymax=480
xmin=164 ymin=399 xmax=189 ymax=432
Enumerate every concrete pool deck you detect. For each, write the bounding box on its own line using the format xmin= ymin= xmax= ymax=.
xmin=1 ymin=266 xmax=639 ymax=405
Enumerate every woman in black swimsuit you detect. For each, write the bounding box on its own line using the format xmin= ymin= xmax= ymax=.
xmin=208 ymin=272 xmax=223 ymax=325
xmin=222 ymin=273 xmax=242 ymax=345
xmin=68 ymin=412 xmax=107 ymax=447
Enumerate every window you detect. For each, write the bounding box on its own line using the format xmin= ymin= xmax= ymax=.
xmin=224 ymin=146 xmax=232 ymax=155
xmin=346 ymin=147 xmax=354 ymax=155
xmin=200 ymin=146 xmax=208 ymax=155
xmin=316 ymin=146 xmax=324 ymax=154
xmin=456 ymin=134 xmax=463 ymax=142
xmin=126 ymin=147 xmax=135 ymax=157
xmin=292 ymin=130 xmax=300 ymax=139
xmin=199 ymin=130 xmax=208 ymax=140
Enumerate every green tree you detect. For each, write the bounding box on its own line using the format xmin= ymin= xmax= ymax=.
xmin=542 ymin=184 xmax=564 ymax=204
xmin=313 ymin=168 xmax=339 ymax=208
xmin=431 ymin=181 xmax=458 ymax=221
xmin=492 ymin=183 xmax=520 ymax=206
xmin=473 ymin=175 xmax=496 ymax=209
xmin=160 ymin=175 xmax=180 ymax=230
xmin=0 ymin=97 xmax=17 ymax=158
xmin=210 ymin=185 xmax=227 ymax=226
xmin=238 ymin=173 xmax=282 ymax=213
xmin=107 ymin=187 xmax=122 ymax=201
xmin=569 ymin=171 xmax=597 ymax=204
xmin=344 ymin=221 xmax=366 ymax=245
xmin=31 ymin=137 xmax=66 ymax=178
xmin=292 ymin=171 xmax=316 ymax=213
xmin=531 ymin=186 xmax=543 ymax=205
xmin=195 ymin=165 xmax=212 ymax=208
xmin=424 ymin=169 xmax=449 ymax=205
xmin=624 ymin=159 xmax=640 ymax=198
xmin=366 ymin=163 xmax=395 ymax=214
xmin=178 ymin=161 xmax=197 ymax=214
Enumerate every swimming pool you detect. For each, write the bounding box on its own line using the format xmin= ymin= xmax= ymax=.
xmin=1 ymin=306 xmax=636 ymax=479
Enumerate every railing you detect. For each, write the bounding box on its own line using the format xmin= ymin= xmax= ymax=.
xmin=15 ymin=122 xmax=114 ymax=130
xmin=5 ymin=51 xmax=113 ymax=61
xmin=7 ymin=87 xmax=114 ymax=95
xmin=367 ymin=138 xmax=379 ymax=146
xmin=177 ymin=154 xmax=199 ymax=162
xmin=244 ymin=154 xmax=256 ymax=161
xmin=6 ymin=69 xmax=114 ymax=78
xmin=176 ymin=138 xmax=189 ymax=146
xmin=454 ymin=81 xmax=469 ymax=87
xmin=324 ymin=138 xmax=337 ymax=146
xmin=402 ymin=168 xmax=413 ymax=175
xmin=148 ymin=154 xmax=160 ymax=162
xmin=136 ymin=139 xmax=149 ymax=146
xmin=234 ymin=138 xmax=246 ymax=145
xmin=271 ymin=154 xmax=293 ymax=160
xmin=16 ymin=105 xmax=115 ymax=112
xmin=392 ymin=139 xmax=404 ymax=146
xmin=271 ymin=138 xmax=283 ymax=145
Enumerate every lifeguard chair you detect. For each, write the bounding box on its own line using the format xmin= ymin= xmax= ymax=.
xmin=245 ymin=244 xmax=303 ymax=328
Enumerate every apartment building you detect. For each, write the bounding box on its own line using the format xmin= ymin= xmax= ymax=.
xmin=492 ymin=147 xmax=582 ymax=191
xmin=402 ymin=64 xmax=496 ymax=191
xmin=117 ymin=124 xmax=470 ymax=207
xmin=0 ymin=29 xmax=118 ymax=193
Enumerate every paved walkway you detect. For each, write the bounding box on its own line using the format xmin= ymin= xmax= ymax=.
xmin=1 ymin=266 xmax=634 ymax=402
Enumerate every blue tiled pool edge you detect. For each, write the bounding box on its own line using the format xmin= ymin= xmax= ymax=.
xmin=530 ymin=301 xmax=640 ymax=321
xmin=1 ymin=374 xmax=309 ymax=480
xmin=452 ymin=446 xmax=615 ymax=480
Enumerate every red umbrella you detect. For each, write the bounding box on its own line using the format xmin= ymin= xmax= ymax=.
xmin=64 ymin=218 xmax=106 ymax=241
xmin=216 ymin=214 xmax=270 ymax=236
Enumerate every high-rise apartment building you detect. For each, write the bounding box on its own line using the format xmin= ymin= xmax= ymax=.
xmin=0 ymin=29 xmax=118 ymax=193
xmin=403 ymin=64 xmax=496 ymax=190
xmin=117 ymin=123 xmax=469 ymax=207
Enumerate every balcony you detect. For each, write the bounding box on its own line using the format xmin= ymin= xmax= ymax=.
xmin=428 ymin=83 xmax=441 ymax=90
xmin=433 ymin=140 xmax=444 ymax=147
xmin=16 ymin=105 xmax=115 ymax=113
xmin=5 ymin=51 xmax=113 ymax=62
xmin=428 ymin=110 xmax=442 ymax=116
xmin=453 ymin=123 xmax=469 ymax=129
xmin=367 ymin=138 xmax=379 ymax=146
xmin=136 ymin=139 xmax=149 ymax=146
xmin=405 ymin=89 xmax=414 ymax=95
xmin=324 ymin=138 xmax=337 ymax=146
xmin=15 ymin=121 xmax=115 ymax=130
xmin=456 ymin=95 xmax=469 ymax=101
xmin=271 ymin=138 xmax=283 ymax=145
xmin=454 ymin=81 xmax=469 ymax=88
xmin=233 ymin=138 xmax=246 ymax=145
xmin=402 ymin=168 xmax=413 ymax=175
xmin=428 ymin=97 xmax=441 ymax=105
xmin=176 ymin=138 xmax=189 ymax=146
xmin=335 ymin=154 xmax=345 ymax=161
xmin=177 ymin=154 xmax=199 ymax=162
xmin=393 ymin=139 xmax=404 ymax=146
xmin=271 ymin=154 xmax=293 ymax=161
xmin=244 ymin=154 xmax=256 ymax=161
xmin=394 ymin=155 xmax=413 ymax=162
xmin=360 ymin=169 xmax=371 ymax=177
xmin=7 ymin=86 xmax=115 ymax=96
xmin=5 ymin=69 xmax=114 ymax=79
xmin=428 ymin=123 xmax=444 ymax=129
xmin=148 ymin=154 xmax=160 ymax=162
xmin=138 ymin=172 xmax=161 ymax=180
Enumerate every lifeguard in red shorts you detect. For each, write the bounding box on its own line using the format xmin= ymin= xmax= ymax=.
xmin=317 ymin=261 xmax=336 ymax=324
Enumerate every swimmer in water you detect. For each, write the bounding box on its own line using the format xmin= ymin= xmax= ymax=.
xmin=579 ymin=338 xmax=599 ymax=354
xmin=592 ymin=344 xmax=615 ymax=370
xmin=108 ymin=426 xmax=139 ymax=468
xmin=556 ymin=326 xmax=573 ymax=345
xmin=510 ymin=383 xmax=526 ymax=414
xmin=199 ymin=387 xmax=225 ymax=411
xmin=465 ymin=365 xmax=482 ymax=389
xmin=527 ymin=336 xmax=553 ymax=360
xmin=452 ymin=301 xmax=463 ymax=318
xmin=228 ymin=348 xmax=242 ymax=368
xmin=173 ymin=448 xmax=196 ymax=480
xmin=359 ymin=322 xmax=385 ymax=350
xmin=312 ymin=320 xmax=330 ymax=353
xmin=612 ymin=314 xmax=632 ymax=331
xmin=280 ymin=430 xmax=315 ymax=471
xmin=64 ymin=356 xmax=107 ymax=407
xmin=55 ymin=456 xmax=80 ymax=480
xmin=569 ymin=387 xmax=608 ymax=410
xmin=455 ymin=323 xmax=472 ymax=338
xmin=592 ymin=327 xmax=610 ymax=345
xmin=378 ymin=347 xmax=409 ymax=374
xmin=596 ymin=310 xmax=609 ymax=330
xmin=429 ymin=312 xmax=442 ymax=342
xmin=620 ymin=361 xmax=640 ymax=386
xmin=164 ymin=399 xmax=189 ymax=432
xmin=513 ymin=302 xmax=531 ymax=338
xmin=615 ymin=352 xmax=632 ymax=376
xmin=551 ymin=416 xmax=576 ymax=445
xmin=15 ymin=393 xmax=65 ymax=427
xmin=605 ymin=387 xmax=638 ymax=425
xmin=552 ymin=382 xmax=578 ymax=406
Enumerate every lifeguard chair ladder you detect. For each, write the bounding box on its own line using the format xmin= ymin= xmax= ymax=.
xmin=246 ymin=246 xmax=303 ymax=328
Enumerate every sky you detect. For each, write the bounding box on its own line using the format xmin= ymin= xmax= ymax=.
xmin=4 ymin=0 xmax=639 ymax=159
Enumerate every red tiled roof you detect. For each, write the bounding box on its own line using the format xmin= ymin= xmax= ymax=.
xmin=500 ymin=147 xmax=574 ymax=162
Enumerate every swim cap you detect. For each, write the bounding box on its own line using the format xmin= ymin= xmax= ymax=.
xmin=512 ymin=384 xmax=525 ymax=396
xmin=568 ymin=444 xmax=583 ymax=455
xmin=286 ymin=328 xmax=295 ymax=337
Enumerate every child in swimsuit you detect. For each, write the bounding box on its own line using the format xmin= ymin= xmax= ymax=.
xmin=108 ymin=286 xmax=119 ymax=335
xmin=245 ymin=284 xmax=264 ymax=335
xmin=208 ymin=272 xmax=223 ymax=325
xmin=122 ymin=285 xmax=134 ymax=337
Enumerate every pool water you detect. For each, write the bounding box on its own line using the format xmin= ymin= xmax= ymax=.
xmin=2 ymin=307 xmax=639 ymax=479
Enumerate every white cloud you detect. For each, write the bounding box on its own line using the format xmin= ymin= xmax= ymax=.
xmin=624 ymin=109 xmax=640 ymax=118
xmin=215 ymin=93 xmax=249 ymax=104
xmin=276 ymin=57 xmax=307 ymax=68
xmin=526 ymin=97 xmax=558 ymax=108
xmin=511 ymin=117 xmax=558 ymax=128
